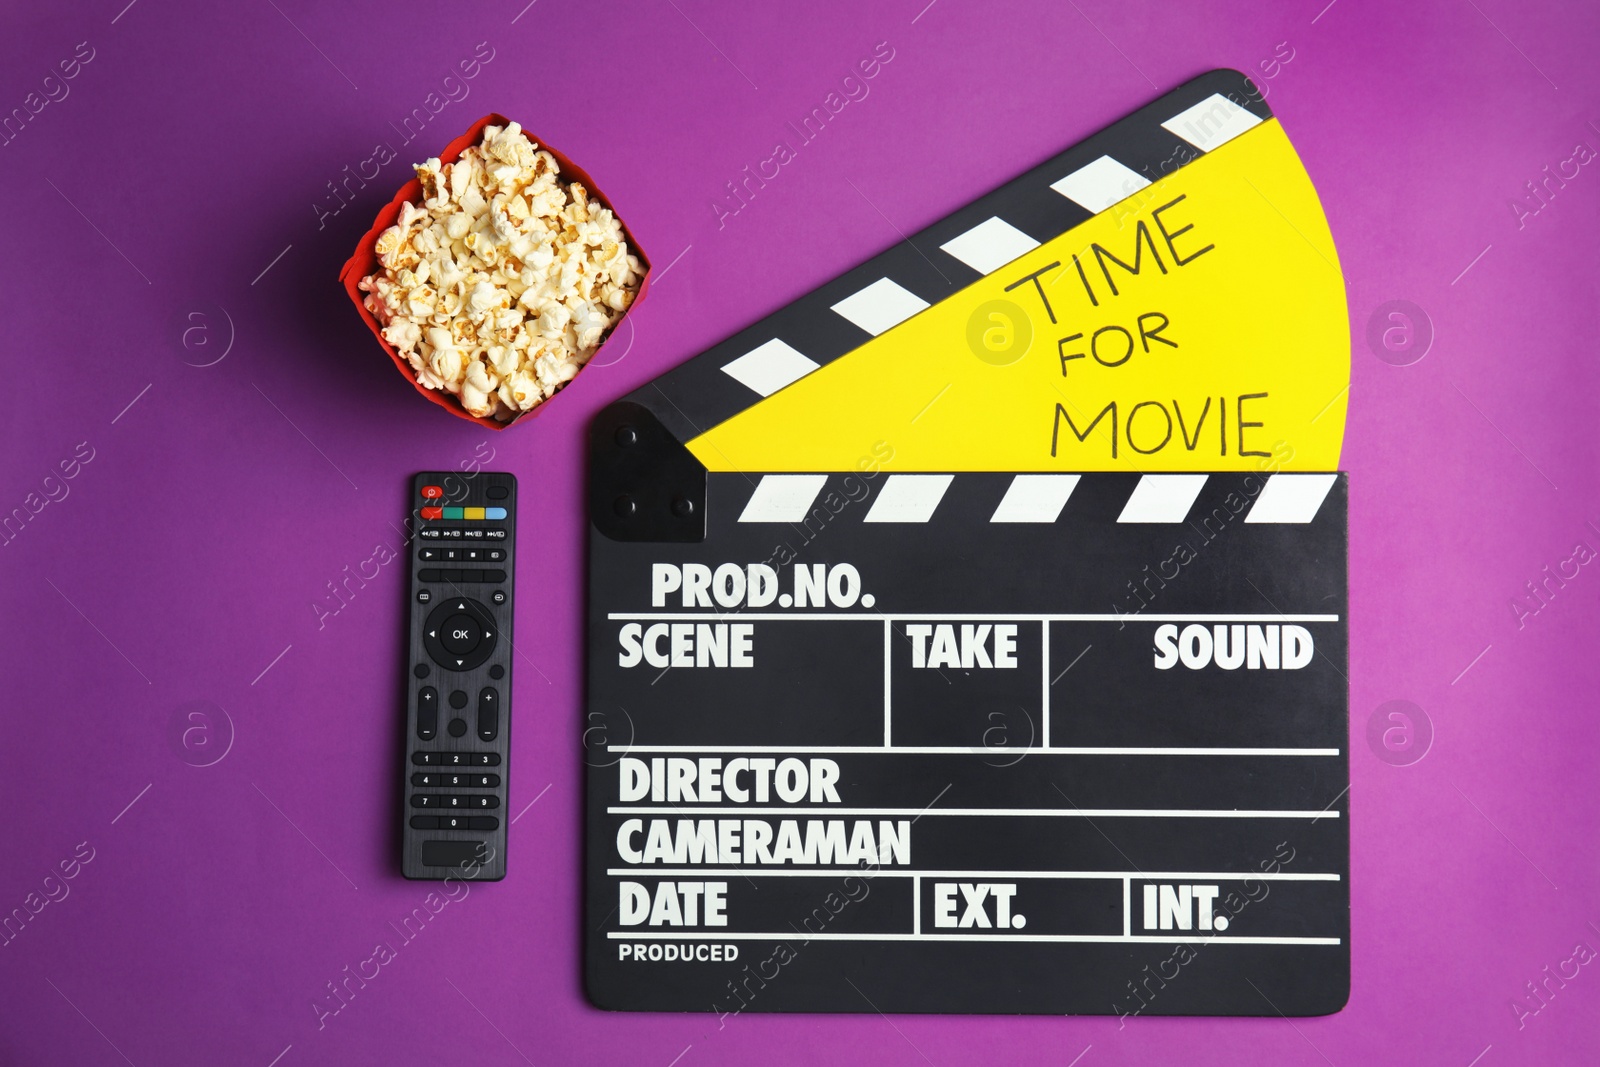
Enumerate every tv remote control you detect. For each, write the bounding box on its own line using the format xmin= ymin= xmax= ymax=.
xmin=401 ymin=471 xmax=516 ymax=881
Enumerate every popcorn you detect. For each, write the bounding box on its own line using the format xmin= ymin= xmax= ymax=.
xmin=360 ymin=121 xmax=642 ymax=419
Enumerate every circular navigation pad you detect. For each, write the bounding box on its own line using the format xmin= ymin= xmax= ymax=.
xmin=423 ymin=598 xmax=498 ymax=671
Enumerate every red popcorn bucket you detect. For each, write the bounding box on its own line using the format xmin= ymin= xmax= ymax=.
xmin=339 ymin=112 xmax=651 ymax=430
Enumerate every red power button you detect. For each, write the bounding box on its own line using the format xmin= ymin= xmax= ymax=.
xmin=421 ymin=485 xmax=444 ymax=499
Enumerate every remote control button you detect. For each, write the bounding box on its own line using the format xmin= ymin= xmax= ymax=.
xmin=465 ymin=548 xmax=482 ymax=562
xmin=443 ymin=507 xmax=464 ymax=520
xmin=420 ymin=506 xmax=443 ymax=520
xmin=486 ymin=485 xmax=509 ymax=499
xmin=417 ymin=590 xmax=431 ymax=603
xmin=410 ymin=794 xmax=436 ymax=808
xmin=421 ymin=485 xmax=443 ymax=499
xmin=478 ymin=569 xmax=507 ymax=583
xmin=443 ymin=548 xmax=460 ymax=561
xmin=448 ymin=718 xmax=467 ymax=737
xmin=444 ymin=795 xmax=466 ymax=808
xmin=420 ymin=840 xmax=487 ymax=867
xmin=417 ymin=687 xmax=438 ymax=741
xmin=463 ymin=529 xmax=484 ymax=539
xmin=486 ymin=507 xmax=508 ymax=520
xmin=414 ymin=663 xmax=430 ymax=678
xmin=469 ymin=816 xmax=499 ymax=830
xmin=412 ymin=773 xmax=438 ymax=787
xmin=471 ymin=774 xmax=500 ymax=788
xmin=410 ymin=815 xmax=438 ymax=829
xmin=478 ymin=688 xmax=499 ymax=741
xmin=491 ymin=590 xmax=506 ymax=605
xmin=473 ymin=753 xmax=500 ymax=766
xmin=419 ymin=568 xmax=443 ymax=582
xmin=487 ymin=548 xmax=505 ymax=561
xmin=445 ymin=753 xmax=468 ymax=766
xmin=419 ymin=528 xmax=440 ymax=539
xmin=441 ymin=815 xmax=467 ymax=830
xmin=486 ymin=530 xmax=506 ymax=540
xmin=419 ymin=547 xmax=440 ymax=561
xmin=412 ymin=752 xmax=439 ymax=765
xmin=439 ymin=615 xmax=482 ymax=655
xmin=464 ymin=507 xmax=485 ymax=520
xmin=443 ymin=773 xmax=466 ymax=787
xmin=472 ymin=795 xmax=500 ymax=809
xmin=488 ymin=664 xmax=504 ymax=679
xmin=448 ymin=689 xmax=468 ymax=709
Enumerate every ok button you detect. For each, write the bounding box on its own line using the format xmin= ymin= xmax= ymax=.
xmin=440 ymin=614 xmax=482 ymax=655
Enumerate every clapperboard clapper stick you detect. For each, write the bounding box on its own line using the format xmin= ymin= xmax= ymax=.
xmin=586 ymin=69 xmax=1350 ymax=1016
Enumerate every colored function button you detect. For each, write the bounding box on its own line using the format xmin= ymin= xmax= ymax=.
xmin=442 ymin=507 xmax=464 ymax=519
xmin=421 ymin=485 xmax=443 ymax=499
xmin=485 ymin=507 xmax=507 ymax=520
xmin=420 ymin=506 xmax=443 ymax=520
xmin=464 ymin=507 xmax=485 ymax=520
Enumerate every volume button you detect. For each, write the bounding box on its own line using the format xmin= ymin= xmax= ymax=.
xmin=477 ymin=687 xmax=499 ymax=742
xmin=417 ymin=686 xmax=439 ymax=741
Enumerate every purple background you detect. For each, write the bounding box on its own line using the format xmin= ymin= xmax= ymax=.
xmin=3 ymin=0 xmax=1597 ymax=1063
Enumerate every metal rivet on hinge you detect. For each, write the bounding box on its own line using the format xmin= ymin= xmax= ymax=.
xmin=613 ymin=495 xmax=636 ymax=517
xmin=614 ymin=426 xmax=638 ymax=447
xmin=670 ymin=496 xmax=694 ymax=517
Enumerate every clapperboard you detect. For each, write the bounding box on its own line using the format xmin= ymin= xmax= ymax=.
xmin=585 ymin=69 xmax=1350 ymax=1016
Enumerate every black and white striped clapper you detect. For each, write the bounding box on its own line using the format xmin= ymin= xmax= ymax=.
xmin=585 ymin=71 xmax=1349 ymax=1017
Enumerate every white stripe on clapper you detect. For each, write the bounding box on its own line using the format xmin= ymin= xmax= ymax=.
xmin=1161 ymin=93 xmax=1263 ymax=151
xmin=990 ymin=474 xmax=1080 ymax=522
xmin=1244 ymin=474 xmax=1338 ymax=523
xmin=738 ymin=475 xmax=828 ymax=522
xmin=863 ymin=475 xmax=954 ymax=523
xmin=1117 ymin=475 xmax=1208 ymax=523
xmin=1050 ymin=155 xmax=1152 ymax=213
xmin=939 ymin=217 xmax=1040 ymax=274
xmin=830 ymin=278 xmax=930 ymax=336
xmin=720 ymin=338 xmax=821 ymax=397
